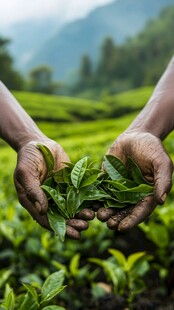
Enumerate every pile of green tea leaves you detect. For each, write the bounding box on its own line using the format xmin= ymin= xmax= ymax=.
xmin=37 ymin=144 xmax=153 ymax=241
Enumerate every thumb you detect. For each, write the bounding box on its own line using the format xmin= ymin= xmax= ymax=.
xmin=153 ymin=151 xmax=173 ymax=204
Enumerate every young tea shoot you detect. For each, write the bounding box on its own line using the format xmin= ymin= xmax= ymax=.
xmin=37 ymin=144 xmax=153 ymax=241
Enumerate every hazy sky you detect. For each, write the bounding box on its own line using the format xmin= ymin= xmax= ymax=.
xmin=0 ymin=0 xmax=115 ymax=27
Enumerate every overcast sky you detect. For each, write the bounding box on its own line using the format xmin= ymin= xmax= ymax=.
xmin=0 ymin=0 xmax=115 ymax=28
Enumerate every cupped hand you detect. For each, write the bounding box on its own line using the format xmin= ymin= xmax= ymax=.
xmin=14 ymin=139 xmax=94 ymax=239
xmin=97 ymin=131 xmax=173 ymax=231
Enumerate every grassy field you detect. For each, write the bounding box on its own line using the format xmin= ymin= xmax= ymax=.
xmin=1 ymin=86 xmax=174 ymax=309
xmin=1 ymin=85 xmax=173 ymax=165
xmin=12 ymin=91 xmax=108 ymax=122
xmin=0 ymin=112 xmax=137 ymax=169
xmin=13 ymin=86 xmax=154 ymax=122
xmin=38 ymin=113 xmax=138 ymax=163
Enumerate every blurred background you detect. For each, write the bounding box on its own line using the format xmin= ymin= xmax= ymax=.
xmin=1 ymin=0 xmax=174 ymax=97
xmin=1 ymin=1 xmax=174 ymax=309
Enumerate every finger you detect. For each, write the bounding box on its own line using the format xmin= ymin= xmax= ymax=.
xmin=118 ymin=195 xmax=157 ymax=231
xmin=152 ymin=150 xmax=173 ymax=204
xmin=14 ymin=181 xmax=50 ymax=230
xmin=97 ymin=207 xmax=117 ymax=222
xmin=66 ymin=219 xmax=89 ymax=231
xmin=14 ymin=169 xmax=48 ymax=215
xmin=107 ymin=206 xmax=133 ymax=230
xmin=66 ymin=225 xmax=80 ymax=240
xmin=75 ymin=208 xmax=95 ymax=220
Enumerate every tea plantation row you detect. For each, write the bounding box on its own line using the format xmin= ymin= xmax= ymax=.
xmin=0 ymin=87 xmax=174 ymax=309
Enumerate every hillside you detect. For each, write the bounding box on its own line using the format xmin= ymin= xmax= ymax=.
xmin=0 ymin=86 xmax=154 ymax=160
xmin=22 ymin=0 xmax=174 ymax=79
xmin=74 ymin=5 xmax=174 ymax=98
xmin=12 ymin=86 xmax=153 ymax=124
xmin=1 ymin=86 xmax=174 ymax=164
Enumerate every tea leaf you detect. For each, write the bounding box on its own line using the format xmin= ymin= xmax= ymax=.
xmin=69 ymin=253 xmax=81 ymax=276
xmin=62 ymin=161 xmax=75 ymax=169
xmin=37 ymin=143 xmax=54 ymax=176
xmin=80 ymin=168 xmax=101 ymax=188
xmin=42 ymin=176 xmax=55 ymax=187
xmin=104 ymin=155 xmax=129 ymax=180
xmin=127 ymin=252 xmax=146 ymax=270
xmin=104 ymin=199 xmax=126 ymax=209
xmin=114 ymin=184 xmax=153 ymax=204
xmin=128 ymin=157 xmax=151 ymax=185
xmin=47 ymin=211 xmax=66 ymax=242
xmin=22 ymin=284 xmax=38 ymax=303
xmin=4 ymin=289 xmax=15 ymax=310
xmin=41 ymin=185 xmax=69 ymax=218
xmin=53 ymin=167 xmax=71 ymax=184
xmin=79 ymin=185 xmax=111 ymax=202
xmin=41 ymin=270 xmax=66 ymax=304
xmin=19 ymin=292 xmax=39 ymax=310
xmin=52 ymin=169 xmax=64 ymax=184
xmin=63 ymin=167 xmax=71 ymax=183
xmin=67 ymin=187 xmax=82 ymax=218
xmin=103 ymin=180 xmax=128 ymax=191
xmin=117 ymin=178 xmax=137 ymax=188
xmin=108 ymin=249 xmax=126 ymax=267
xmin=89 ymin=259 xmax=126 ymax=294
xmin=71 ymin=157 xmax=88 ymax=189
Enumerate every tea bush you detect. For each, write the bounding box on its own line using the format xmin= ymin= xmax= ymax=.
xmin=0 ymin=87 xmax=174 ymax=308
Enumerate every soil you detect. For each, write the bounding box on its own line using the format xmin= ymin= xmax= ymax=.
xmin=64 ymin=287 xmax=174 ymax=310
xmin=64 ymin=227 xmax=174 ymax=310
xmin=87 ymin=289 xmax=174 ymax=310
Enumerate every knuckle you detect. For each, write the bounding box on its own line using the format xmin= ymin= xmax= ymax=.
xmin=76 ymin=209 xmax=95 ymax=220
xmin=66 ymin=226 xmax=80 ymax=240
xmin=107 ymin=218 xmax=118 ymax=230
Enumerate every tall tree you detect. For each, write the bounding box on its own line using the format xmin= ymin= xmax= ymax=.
xmin=97 ymin=37 xmax=117 ymax=84
xmin=78 ymin=55 xmax=92 ymax=89
xmin=29 ymin=65 xmax=56 ymax=94
xmin=0 ymin=37 xmax=24 ymax=90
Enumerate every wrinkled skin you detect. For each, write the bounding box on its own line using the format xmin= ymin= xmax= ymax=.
xmin=14 ymin=139 xmax=95 ymax=240
xmin=97 ymin=131 xmax=173 ymax=231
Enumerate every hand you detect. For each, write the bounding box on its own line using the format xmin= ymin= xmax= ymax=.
xmin=97 ymin=131 xmax=173 ymax=231
xmin=14 ymin=139 xmax=94 ymax=239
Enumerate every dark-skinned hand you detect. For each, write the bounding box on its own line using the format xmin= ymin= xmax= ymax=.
xmin=14 ymin=139 xmax=94 ymax=240
xmin=97 ymin=131 xmax=173 ymax=231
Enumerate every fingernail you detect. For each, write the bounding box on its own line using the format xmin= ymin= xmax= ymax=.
xmin=35 ymin=201 xmax=42 ymax=213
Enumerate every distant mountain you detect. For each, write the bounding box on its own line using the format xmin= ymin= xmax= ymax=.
xmin=3 ymin=0 xmax=174 ymax=80
xmin=1 ymin=18 xmax=63 ymax=68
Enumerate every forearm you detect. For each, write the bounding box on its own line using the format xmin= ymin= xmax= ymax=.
xmin=126 ymin=56 xmax=174 ymax=140
xmin=0 ymin=81 xmax=47 ymax=151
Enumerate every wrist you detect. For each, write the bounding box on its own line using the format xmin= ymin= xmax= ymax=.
xmin=125 ymin=57 xmax=174 ymax=140
xmin=14 ymin=131 xmax=51 ymax=152
xmin=126 ymin=96 xmax=174 ymax=140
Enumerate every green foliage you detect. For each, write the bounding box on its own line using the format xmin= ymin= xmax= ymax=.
xmin=0 ymin=36 xmax=24 ymax=90
xmin=52 ymin=253 xmax=98 ymax=286
xmin=28 ymin=65 xmax=60 ymax=94
xmin=75 ymin=55 xmax=93 ymax=92
xmin=36 ymin=144 xmax=55 ymax=176
xmin=0 ymin=87 xmax=174 ymax=308
xmin=0 ymin=271 xmax=66 ymax=310
xmin=73 ymin=5 xmax=174 ymax=97
xmin=36 ymin=149 xmax=109 ymax=240
xmin=13 ymin=91 xmax=108 ymax=123
xmin=89 ymin=249 xmax=152 ymax=306
xmin=37 ymin=144 xmax=153 ymax=241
